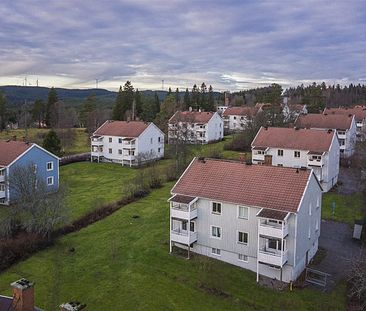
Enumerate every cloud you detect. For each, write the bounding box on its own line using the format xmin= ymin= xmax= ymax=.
xmin=0 ymin=0 xmax=365 ymax=91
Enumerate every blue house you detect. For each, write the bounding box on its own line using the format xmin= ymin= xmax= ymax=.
xmin=0 ymin=139 xmax=59 ymax=205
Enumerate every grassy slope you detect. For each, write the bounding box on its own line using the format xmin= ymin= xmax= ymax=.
xmin=0 ymin=184 xmax=346 ymax=311
xmin=322 ymin=192 xmax=365 ymax=225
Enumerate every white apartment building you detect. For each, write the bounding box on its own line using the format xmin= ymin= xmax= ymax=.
xmin=295 ymin=113 xmax=357 ymax=158
xmin=324 ymin=106 xmax=366 ymax=141
xmin=169 ymin=158 xmax=322 ymax=283
xmin=282 ymin=103 xmax=307 ymax=122
xmin=222 ymin=106 xmax=259 ymax=133
xmin=251 ymin=127 xmax=340 ymax=192
xmin=168 ymin=111 xmax=223 ymax=144
xmin=91 ymin=120 xmax=164 ymax=166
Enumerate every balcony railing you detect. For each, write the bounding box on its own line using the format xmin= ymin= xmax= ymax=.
xmin=258 ymin=248 xmax=288 ymax=267
xmin=307 ymin=158 xmax=323 ymax=167
xmin=171 ymin=204 xmax=197 ymax=220
xmin=258 ymin=222 xmax=288 ymax=239
xmin=0 ymin=190 xmax=5 ymax=198
xmin=252 ymin=153 xmax=265 ymax=161
xmin=0 ymin=175 xmax=5 ymax=182
xmin=170 ymin=229 xmax=198 ymax=245
xmin=91 ymin=139 xmax=103 ymax=146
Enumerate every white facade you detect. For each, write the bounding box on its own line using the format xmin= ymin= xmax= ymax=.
xmin=282 ymin=104 xmax=307 ymax=122
xmin=91 ymin=123 xmax=164 ymax=166
xmin=251 ymin=134 xmax=340 ymax=192
xmin=168 ymin=112 xmax=223 ymax=144
xmin=335 ymin=121 xmax=357 ymax=157
xmin=217 ymin=106 xmax=229 ymax=115
xmin=169 ymin=173 xmax=322 ymax=283
xmin=223 ymin=114 xmax=251 ymax=132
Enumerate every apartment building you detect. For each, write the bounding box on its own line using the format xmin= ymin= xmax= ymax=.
xmin=295 ymin=113 xmax=357 ymax=157
xmin=222 ymin=106 xmax=259 ymax=133
xmin=282 ymin=103 xmax=307 ymax=121
xmin=251 ymin=127 xmax=339 ymax=192
xmin=169 ymin=158 xmax=322 ymax=283
xmin=91 ymin=120 xmax=164 ymax=166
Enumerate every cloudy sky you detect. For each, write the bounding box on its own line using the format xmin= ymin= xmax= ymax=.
xmin=1 ymin=0 xmax=365 ymax=91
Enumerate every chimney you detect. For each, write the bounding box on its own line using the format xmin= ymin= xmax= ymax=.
xmin=11 ymin=278 xmax=34 ymax=311
xmin=60 ymin=302 xmax=87 ymax=311
xmin=264 ymin=155 xmax=272 ymax=166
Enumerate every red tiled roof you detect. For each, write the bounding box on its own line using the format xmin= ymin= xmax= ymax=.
xmin=222 ymin=106 xmax=258 ymax=117
xmin=295 ymin=113 xmax=354 ymax=131
xmin=252 ymin=127 xmax=335 ymax=153
xmin=169 ymin=111 xmax=215 ymax=124
xmin=0 ymin=140 xmax=33 ymax=167
xmin=171 ymin=158 xmax=312 ymax=213
xmin=94 ymin=120 xmax=150 ymax=137
xmin=257 ymin=208 xmax=289 ymax=220
xmin=324 ymin=106 xmax=366 ymax=122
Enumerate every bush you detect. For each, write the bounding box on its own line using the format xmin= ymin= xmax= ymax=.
xmin=224 ymin=131 xmax=253 ymax=152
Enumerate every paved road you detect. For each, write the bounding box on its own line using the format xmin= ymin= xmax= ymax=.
xmin=314 ymin=220 xmax=366 ymax=289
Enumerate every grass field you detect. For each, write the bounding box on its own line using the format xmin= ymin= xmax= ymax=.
xmin=0 ymin=183 xmax=346 ymax=311
xmin=322 ymin=192 xmax=365 ymax=225
xmin=0 ymin=128 xmax=90 ymax=155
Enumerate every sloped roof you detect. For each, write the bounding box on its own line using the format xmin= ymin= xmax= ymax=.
xmin=252 ymin=127 xmax=335 ymax=153
xmin=222 ymin=106 xmax=258 ymax=117
xmin=171 ymin=158 xmax=313 ymax=213
xmin=324 ymin=106 xmax=366 ymax=122
xmin=169 ymin=111 xmax=215 ymax=124
xmin=295 ymin=113 xmax=354 ymax=131
xmin=0 ymin=140 xmax=33 ymax=167
xmin=93 ymin=120 xmax=150 ymax=137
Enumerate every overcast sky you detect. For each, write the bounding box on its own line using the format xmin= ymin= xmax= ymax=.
xmin=1 ymin=0 xmax=365 ymax=91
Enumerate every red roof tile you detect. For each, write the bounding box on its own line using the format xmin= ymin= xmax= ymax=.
xmin=171 ymin=158 xmax=312 ymax=213
xmin=94 ymin=120 xmax=150 ymax=137
xmin=252 ymin=127 xmax=335 ymax=153
xmin=295 ymin=113 xmax=354 ymax=131
xmin=169 ymin=111 xmax=215 ymax=124
xmin=324 ymin=106 xmax=366 ymax=122
xmin=0 ymin=140 xmax=33 ymax=167
xmin=222 ymin=106 xmax=259 ymax=117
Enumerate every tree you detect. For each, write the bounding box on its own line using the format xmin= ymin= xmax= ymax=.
xmin=200 ymin=82 xmax=207 ymax=110
xmin=45 ymin=87 xmax=58 ymax=127
xmin=183 ymin=88 xmax=191 ymax=110
xmin=175 ymin=88 xmax=180 ymax=108
xmin=0 ymin=91 xmax=7 ymax=131
xmin=43 ymin=130 xmax=62 ymax=156
xmin=112 ymin=81 xmax=134 ymax=120
xmin=154 ymin=94 xmax=177 ymax=133
xmin=207 ymin=85 xmax=215 ymax=111
xmin=154 ymin=91 xmax=161 ymax=115
xmin=134 ymin=88 xmax=143 ymax=119
xmin=191 ymin=84 xmax=199 ymax=110
xmin=31 ymin=99 xmax=45 ymax=128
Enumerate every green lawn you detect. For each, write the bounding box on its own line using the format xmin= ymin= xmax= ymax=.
xmin=322 ymin=192 xmax=365 ymax=225
xmin=0 ymin=184 xmax=346 ymax=311
xmin=0 ymin=128 xmax=90 ymax=155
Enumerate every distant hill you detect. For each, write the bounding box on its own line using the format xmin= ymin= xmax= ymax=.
xmin=0 ymin=85 xmax=221 ymax=110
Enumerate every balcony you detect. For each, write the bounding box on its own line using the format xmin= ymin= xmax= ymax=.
xmin=91 ymin=139 xmax=104 ymax=147
xmin=258 ymin=222 xmax=288 ymax=239
xmin=123 ymin=154 xmax=135 ymax=161
xmin=170 ymin=229 xmax=197 ymax=245
xmin=171 ymin=203 xmax=197 ymax=220
xmin=258 ymin=248 xmax=288 ymax=267
xmin=0 ymin=174 xmax=5 ymax=183
xmin=123 ymin=142 xmax=136 ymax=149
xmin=307 ymin=158 xmax=323 ymax=167
xmin=252 ymin=153 xmax=265 ymax=162
xmin=0 ymin=190 xmax=5 ymax=198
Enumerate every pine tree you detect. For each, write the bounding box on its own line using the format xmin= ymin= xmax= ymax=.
xmin=112 ymin=86 xmax=124 ymax=120
xmin=134 ymin=88 xmax=143 ymax=118
xmin=207 ymin=85 xmax=215 ymax=111
xmin=167 ymin=87 xmax=172 ymax=97
xmin=31 ymin=99 xmax=45 ymax=128
xmin=43 ymin=129 xmax=62 ymax=156
xmin=0 ymin=91 xmax=7 ymax=131
xmin=45 ymin=87 xmax=58 ymax=127
xmin=112 ymin=81 xmax=135 ymax=120
xmin=154 ymin=92 xmax=161 ymax=115
xmin=191 ymin=84 xmax=199 ymax=110
xmin=175 ymin=88 xmax=180 ymax=107
xmin=200 ymin=82 xmax=207 ymax=110
xmin=183 ymin=88 xmax=191 ymax=110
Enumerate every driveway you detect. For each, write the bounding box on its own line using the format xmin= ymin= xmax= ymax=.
xmin=312 ymin=220 xmax=366 ymax=289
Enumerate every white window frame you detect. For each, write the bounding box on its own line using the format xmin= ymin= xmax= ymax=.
xmin=211 ymin=248 xmax=221 ymax=256
xmin=238 ymin=254 xmax=248 ymax=262
xmin=238 ymin=206 xmax=249 ymax=220
xmin=237 ymin=231 xmax=248 ymax=245
xmin=109 ymin=137 xmax=112 ymax=143
xmin=211 ymin=226 xmax=222 ymax=239
xmin=277 ymin=149 xmax=284 ymax=156
xmin=294 ymin=151 xmax=300 ymax=158
xmin=0 ymin=184 xmax=5 ymax=191
xmin=47 ymin=176 xmax=54 ymax=186
xmin=211 ymin=202 xmax=222 ymax=215
xmin=118 ymin=138 xmax=122 ymax=144
xmin=46 ymin=161 xmax=53 ymax=171
xmin=109 ymin=148 xmax=112 ymax=154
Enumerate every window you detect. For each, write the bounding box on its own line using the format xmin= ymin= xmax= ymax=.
xmin=118 ymin=149 xmax=122 ymax=155
xmin=339 ymin=139 xmax=345 ymax=146
xmin=211 ymin=248 xmax=221 ymax=256
xmin=33 ymin=164 xmax=37 ymax=173
xmin=109 ymin=148 xmax=112 ymax=154
xmin=257 ymin=150 xmax=265 ymax=155
xmin=158 ymin=137 xmax=161 ymax=143
xmin=158 ymin=148 xmax=161 ymax=153
xmin=238 ymin=206 xmax=249 ymax=219
xmin=212 ymin=202 xmax=222 ymax=214
xmin=0 ymin=184 xmax=5 ymax=191
xmin=268 ymin=238 xmax=282 ymax=251
xmin=47 ymin=176 xmax=54 ymax=186
xmin=238 ymin=231 xmax=248 ymax=244
xmin=238 ymin=254 xmax=248 ymax=262
xmin=118 ymin=138 xmax=122 ymax=144
xmin=46 ymin=162 xmax=53 ymax=171
xmin=294 ymin=151 xmax=300 ymax=158
xmin=182 ymin=221 xmax=187 ymax=231
xmin=278 ymin=149 xmax=284 ymax=156
xmin=211 ymin=226 xmax=221 ymax=239
xmin=109 ymin=137 xmax=112 ymax=143
xmin=277 ymin=164 xmax=283 ymax=167
xmin=0 ymin=170 xmax=4 ymax=176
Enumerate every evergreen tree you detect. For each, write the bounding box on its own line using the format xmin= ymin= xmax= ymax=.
xmin=167 ymin=87 xmax=172 ymax=97
xmin=43 ymin=130 xmax=62 ymax=156
xmin=200 ymin=82 xmax=207 ymax=110
xmin=207 ymin=85 xmax=215 ymax=111
xmin=0 ymin=91 xmax=7 ymax=131
xmin=80 ymin=93 xmax=97 ymax=127
xmin=31 ymin=99 xmax=45 ymax=128
xmin=183 ymin=88 xmax=191 ymax=110
xmin=134 ymin=88 xmax=143 ymax=118
xmin=154 ymin=91 xmax=161 ymax=115
xmin=45 ymin=87 xmax=58 ymax=127
xmin=112 ymin=81 xmax=135 ymax=120
xmin=112 ymin=86 xmax=124 ymax=120
xmin=191 ymin=84 xmax=199 ymax=110
xmin=175 ymin=88 xmax=180 ymax=107
xmin=154 ymin=94 xmax=177 ymax=133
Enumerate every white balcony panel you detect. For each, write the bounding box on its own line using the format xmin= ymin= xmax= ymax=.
xmin=170 ymin=230 xmax=197 ymax=245
xmin=258 ymin=249 xmax=288 ymax=267
xmin=258 ymin=223 xmax=288 ymax=239
xmin=171 ymin=207 xmax=197 ymax=220
xmin=0 ymin=190 xmax=5 ymax=198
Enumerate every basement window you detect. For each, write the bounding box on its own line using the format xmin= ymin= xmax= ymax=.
xmin=211 ymin=248 xmax=221 ymax=256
